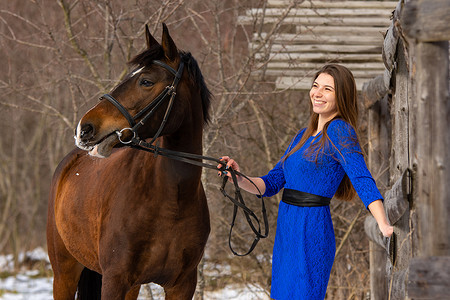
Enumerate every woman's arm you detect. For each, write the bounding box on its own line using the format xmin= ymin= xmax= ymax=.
xmin=368 ymin=200 xmax=394 ymax=237
xmin=217 ymin=156 xmax=266 ymax=195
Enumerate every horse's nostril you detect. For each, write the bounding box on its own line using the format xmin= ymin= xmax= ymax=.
xmin=80 ymin=123 xmax=94 ymax=140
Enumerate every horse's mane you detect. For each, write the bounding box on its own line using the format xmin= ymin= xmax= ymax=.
xmin=129 ymin=46 xmax=212 ymax=124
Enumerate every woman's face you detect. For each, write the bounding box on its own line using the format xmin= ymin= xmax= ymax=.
xmin=310 ymin=73 xmax=338 ymax=121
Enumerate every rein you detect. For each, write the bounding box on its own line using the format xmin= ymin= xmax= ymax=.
xmin=130 ymin=140 xmax=269 ymax=256
xmin=103 ymin=59 xmax=269 ymax=256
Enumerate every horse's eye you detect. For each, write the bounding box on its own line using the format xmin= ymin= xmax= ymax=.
xmin=139 ymin=79 xmax=154 ymax=87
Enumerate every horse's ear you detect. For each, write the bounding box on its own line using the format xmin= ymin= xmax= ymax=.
xmin=161 ymin=23 xmax=178 ymax=62
xmin=145 ymin=24 xmax=159 ymax=49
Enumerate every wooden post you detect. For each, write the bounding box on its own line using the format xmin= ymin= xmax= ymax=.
xmin=407 ymin=256 xmax=450 ymax=298
xmin=401 ymin=0 xmax=450 ymax=297
xmin=409 ymin=40 xmax=450 ymax=257
xmin=366 ymin=92 xmax=391 ymax=299
xmin=363 ymin=0 xmax=450 ymax=298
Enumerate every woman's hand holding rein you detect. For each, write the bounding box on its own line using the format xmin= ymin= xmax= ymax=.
xmin=217 ymin=156 xmax=242 ymax=181
xmin=217 ymin=156 xmax=266 ymax=195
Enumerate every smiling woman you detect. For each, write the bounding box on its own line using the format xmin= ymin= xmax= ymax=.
xmin=218 ymin=64 xmax=393 ymax=300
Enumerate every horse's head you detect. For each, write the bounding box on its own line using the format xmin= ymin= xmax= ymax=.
xmin=75 ymin=23 xmax=211 ymax=158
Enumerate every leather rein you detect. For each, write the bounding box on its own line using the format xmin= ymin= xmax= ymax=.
xmin=101 ymin=59 xmax=269 ymax=256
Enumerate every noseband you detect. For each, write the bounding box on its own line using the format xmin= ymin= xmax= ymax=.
xmin=99 ymin=58 xmax=268 ymax=256
xmin=100 ymin=60 xmax=184 ymax=146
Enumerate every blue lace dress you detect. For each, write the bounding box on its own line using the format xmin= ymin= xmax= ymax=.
xmin=261 ymin=119 xmax=382 ymax=300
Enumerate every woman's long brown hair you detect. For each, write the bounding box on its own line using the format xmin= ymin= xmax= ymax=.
xmin=283 ymin=64 xmax=359 ymax=201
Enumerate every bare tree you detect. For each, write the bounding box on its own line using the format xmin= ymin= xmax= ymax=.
xmin=0 ymin=0 xmax=373 ymax=298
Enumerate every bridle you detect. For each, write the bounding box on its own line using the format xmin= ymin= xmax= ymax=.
xmin=100 ymin=60 xmax=184 ymax=147
xmin=101 ymin=59 xmax=269 ymax=256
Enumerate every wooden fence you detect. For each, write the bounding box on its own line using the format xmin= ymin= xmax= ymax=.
xmin=238 ymin=0 xmax=397 ymax=90
xmin=363 ymin=0 xmax=450 ymax=299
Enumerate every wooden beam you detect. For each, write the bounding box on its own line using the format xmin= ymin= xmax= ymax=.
xmin=258 ymin=69 xmax=383 ymax=79
xmin=401 ymin=0 xmax=450 ymax=42
xmin=364 ymin=171 xmax=409 ymax=253
xmin=238 ymin=15 xmax=392 ymax=27
xmin=246 ymin=8 xmax=395 ymax=18
xmin=382 ymin=0 xmax=402 ymax=72
xmin=263 ymin=61 xmax=384 ymax=70
xmin=362 ymin=74 xmax=389 ymax=109
xmin=267 ymin=0 xmax=398 ymax=9
xmin=364 ymin=215 xmax=390 ymax=251
xmin=275 ymin=76 xmax=368 ymax=91
xmin=407 ymin=256 xmax=450 ymax=298
xmin=256 ymin=52 xmax=383 ymax=62
xmin=367 ymin=91 xmax=390 ymax=299
xmin=254 ymin=33 xmax=384 ymax=45
xmin=390 ymin=269 xmax=409 ymax=300
xmin=384 ymin=170 xmax=410 ymax=225
xmin=251 ymin=44 xmax=382 ymax=54
xmin=369 ymin=241 xmax=388 ymax=300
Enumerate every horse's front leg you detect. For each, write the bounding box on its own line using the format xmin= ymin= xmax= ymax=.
xmin=100 ymin=272 xmax=141 ymax=300
xmin=164 ymin=268 xmax=198 ymax=300
xmin=47 ymin=208 xmax=85 ymax=300
xmin=126 ymin=285 xmax=141 ymax=300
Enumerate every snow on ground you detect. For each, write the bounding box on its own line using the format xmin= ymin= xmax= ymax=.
xmin=0 ymin=249 xmax=269 ymax=300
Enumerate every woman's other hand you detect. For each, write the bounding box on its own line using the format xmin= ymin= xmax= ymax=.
xmin=379 ymin=223 xmax=394 ymax=238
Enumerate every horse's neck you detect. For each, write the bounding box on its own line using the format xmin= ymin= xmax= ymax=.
xmin=161 ymin=114 xmax=204 ymax=155
xmin=161 ymin=133 xmax=202 ymax=155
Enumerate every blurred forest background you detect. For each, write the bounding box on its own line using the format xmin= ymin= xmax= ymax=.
xmin=0 ymin=0 xmax=376 ymax=298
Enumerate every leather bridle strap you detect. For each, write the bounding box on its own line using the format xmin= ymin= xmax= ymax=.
xmin=101 ymin=93 xmax=136 ymax=127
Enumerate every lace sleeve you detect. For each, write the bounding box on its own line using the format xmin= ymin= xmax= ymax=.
xmin=328 ymin=120 xmax=383 ymax=208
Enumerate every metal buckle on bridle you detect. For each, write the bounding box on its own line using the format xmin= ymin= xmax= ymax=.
xmin=116 ymin=128 xmax=136 ymax=144
xmin=167 ymin=85 xmax=176 ymax=96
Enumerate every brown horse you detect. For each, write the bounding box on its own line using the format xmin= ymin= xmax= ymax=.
xmin=47 ymin=24 xmax=211 ymax=300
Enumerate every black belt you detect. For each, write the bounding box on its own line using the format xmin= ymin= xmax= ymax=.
xmin=281 ymin=188 xmax=331 ymax=207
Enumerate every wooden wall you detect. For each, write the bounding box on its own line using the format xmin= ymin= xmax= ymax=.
xmin=238 ymin=0 xmax=397 ymax=90
xmin=363 ymin=0 xmax=450 ymax=299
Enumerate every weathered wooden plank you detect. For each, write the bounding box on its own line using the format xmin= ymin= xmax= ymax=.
xmin=256 ymin=52 xmax=383 ymax=62
xmin=254 ymin=33 xmax=384 ymax=45
xmin=362 ymin=74 xmax=389 ymax=109
xmin=369 ymin=241 xmax=388 ymax=300
xmin=382 ymin=21 xmax=398 ymax=72
xmin=275 ymin=76 xmax=368 ymax=90
xmin=263 ymin=61 xmax=384 ymax=70
xmin=256 ymin=69 xmax=383 ymax=78
xmin=411 ymin=41 xmax=450 ymax=256
xmin=268 ymin=0 xmax=398 ymax=9
xmin=364 ymin=215 xmax=389 ymax=251
xmin=390 ymin=269 xmax=408 ymax=300
xmin=250 ymin=43 xmax=382 ymax=54
xmin=246 ymin=8 xmax=395 ymax=17
xmin=401 ymin=0 xmax=450 ymax=42
xmin=367 ymin=95 xmax=391 ymax=190
xmin=295 ymin=25 xmax=389 ymax=35
xmin=390 ymin=39 xmax=410 ymax=182
xmin=382 ymin=0 xmax=402 ymax=72
xmin=367 ymin=93 xmax=390 ymax=299
xmin=384 ymin=170 xmax=410 ymax=225
xmin=407 ymin=256 xmax=450 ymax=298
xmin=238 ymin=15 xmax=392 ymax=27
